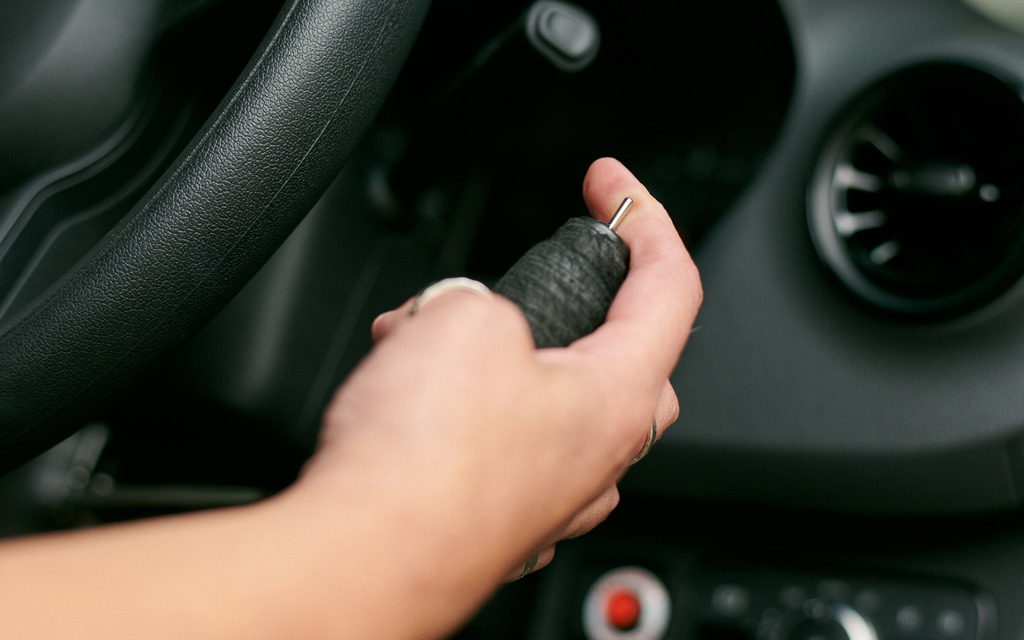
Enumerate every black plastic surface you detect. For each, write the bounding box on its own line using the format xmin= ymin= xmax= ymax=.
xmin=623 ymin=0 xmax=1024 ymax=514
xmin=0 ymin=0 xmax=165 ymax=192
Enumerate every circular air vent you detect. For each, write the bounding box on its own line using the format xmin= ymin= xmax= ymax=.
xmin=808 ymin=65 xmax=1024 ymax=316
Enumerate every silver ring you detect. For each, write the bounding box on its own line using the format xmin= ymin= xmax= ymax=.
xmin=409 ymin=277 xmax=492 ymax=315
xmin=513 ymin=554 xmax=540 ymax=581
xmin=631 ymin=421 xmax=658 ymax=464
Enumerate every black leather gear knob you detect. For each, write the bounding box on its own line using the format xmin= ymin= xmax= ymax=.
xmin=493 ymin=216 xmax=629 ymax=349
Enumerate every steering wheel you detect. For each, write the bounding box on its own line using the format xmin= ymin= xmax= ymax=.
xmin=0 ymin=0 xmax=432 ymax=471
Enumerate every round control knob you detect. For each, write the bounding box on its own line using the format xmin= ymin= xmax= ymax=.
xmin=767 ymin=600 xmax=878 ymax=640
xmin=582 ymin=566 xmax=671 ymax=640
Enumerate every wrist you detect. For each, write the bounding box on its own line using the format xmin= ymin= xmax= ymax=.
xmin=276 ymin=460 xmax=508 ymax=639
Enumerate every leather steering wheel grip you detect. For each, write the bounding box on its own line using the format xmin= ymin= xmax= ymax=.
xmin=0 ymin=0 xmax=433 ymax=471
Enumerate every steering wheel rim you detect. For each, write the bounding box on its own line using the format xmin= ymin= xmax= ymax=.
xmin=0 ymin=0 xmax=432 ymax=471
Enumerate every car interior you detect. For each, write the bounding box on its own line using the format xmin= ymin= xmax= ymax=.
xmin=3 ymin=0 xmax=1024 ymax=638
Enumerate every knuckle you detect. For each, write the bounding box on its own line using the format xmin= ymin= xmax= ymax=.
xmin=682 ymin=257 xmax=704 ymax=309
xmin=662 ymin=385 xmax=680 ymax=426
xmin=488 ymin=295 xmax=536 ymax=343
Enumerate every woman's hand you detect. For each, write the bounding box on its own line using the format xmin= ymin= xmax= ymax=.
xmin=297 ymin=157 xmax=702 ymax=631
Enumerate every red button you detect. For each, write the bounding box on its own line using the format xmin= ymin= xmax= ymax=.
xmin=605 ymin=589 xmax=642 ymax=630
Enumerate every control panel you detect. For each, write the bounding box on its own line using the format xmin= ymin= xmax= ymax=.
xmin=693 ymin=568 xmax=995 ymax=640
xmin=575 ymin=563 xmax=995 ymax=640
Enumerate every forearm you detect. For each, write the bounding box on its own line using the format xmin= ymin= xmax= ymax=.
xmin=0 ymin=482 xmax=500 ymax=640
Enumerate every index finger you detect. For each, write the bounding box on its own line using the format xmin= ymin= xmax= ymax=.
xmin=574 ymin=158 xmax=703 ymax=386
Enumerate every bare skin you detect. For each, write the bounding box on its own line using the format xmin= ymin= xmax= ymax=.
xmin=0 ymin=157 xmax=701 ymax=639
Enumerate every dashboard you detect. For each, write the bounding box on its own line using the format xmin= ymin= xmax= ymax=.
xmin=4 ymin=1 xmax=1024 ymax=639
